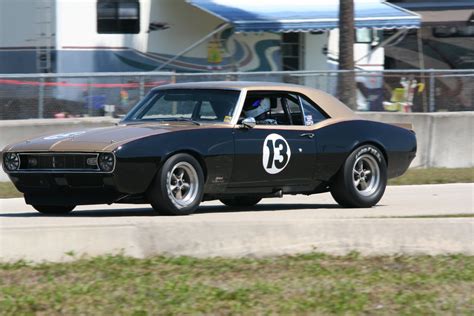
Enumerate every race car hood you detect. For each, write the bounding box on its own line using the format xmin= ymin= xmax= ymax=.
xmin=3 ymin=122 xmax=201 ymax=152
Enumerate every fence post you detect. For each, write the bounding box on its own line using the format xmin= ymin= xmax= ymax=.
xmin=139 ymin=76 xmax=145 ymax=99
xmin=38 ymin=77 xmax=44 ymax=119
xmin=325 ymin=72 xmax=329 ymax=93
xmin=429 ymin=69 xmax=435 ymax=112
xmin=87 ymin=77 xmax=93 ymax=116
xmin=171 ymin=71 xmax=176 ymax=84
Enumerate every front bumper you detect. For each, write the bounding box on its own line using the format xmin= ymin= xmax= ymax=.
xmin=9 ymin=173 xmax=125 ymax=206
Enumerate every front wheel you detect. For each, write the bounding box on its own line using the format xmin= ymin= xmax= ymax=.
xmin=148 ymin=153 xmax=204 ymax=215
xmin=32 ymin=205 xmax=75 ymax=215
xmin=330 ymin=145 xmax=387 ymax=208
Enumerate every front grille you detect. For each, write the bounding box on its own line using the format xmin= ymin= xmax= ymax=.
xmin=18 ymin=153 xmax=100 ymax=171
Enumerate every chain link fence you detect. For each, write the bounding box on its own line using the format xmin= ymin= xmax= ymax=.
xmin=0 ymin=70 xmax=472 ymax=120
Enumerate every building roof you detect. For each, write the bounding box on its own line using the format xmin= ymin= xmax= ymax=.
xmin=391 ymin=1 xmax=473 ymax=11
xmin=391 ymin=0 xmax=474 ymax=26
xmin=417 ymin=9 xmax=473 ymax=26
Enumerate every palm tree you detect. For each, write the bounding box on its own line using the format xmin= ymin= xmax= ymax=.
xmin=337 ymin=0 xmax=357 ymax=109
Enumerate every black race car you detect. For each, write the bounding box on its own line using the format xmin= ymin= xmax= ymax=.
xmin=2 ymin=82 xmax=416 ymax=215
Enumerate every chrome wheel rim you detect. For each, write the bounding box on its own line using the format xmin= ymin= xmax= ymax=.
xmin=352 ymin=154 xmax=380 ymax=196
xmin=166 ymin=161 xmax=199 ymax=208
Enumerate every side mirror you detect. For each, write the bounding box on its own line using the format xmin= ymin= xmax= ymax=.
xmin=241 ymin=117 xmax=256 ymax=129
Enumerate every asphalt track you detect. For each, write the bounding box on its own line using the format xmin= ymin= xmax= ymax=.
xmin=1 ymin=183 xmax=473 ymax=262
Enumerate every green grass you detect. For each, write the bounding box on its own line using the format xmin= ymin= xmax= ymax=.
xmin=0 ymin=182 xmax=22 ymax=198
xmin=0 ymin=253 xmax=472 ymax=315
xmin=388 ymin=168 xmax=474 ymax=186
xmin=0 ymin=168 xmax=472 ymax=199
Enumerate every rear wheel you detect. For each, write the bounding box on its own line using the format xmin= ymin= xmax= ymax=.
xmin=148 ymin=153 xmax=204 ymax=215
xmin=330 ymin=145 xmax=387 ymax=208
xmin=32 ymin=205 xmax=75 ymax=215
xmin=220 ymin=197 xmax=262 ymax=207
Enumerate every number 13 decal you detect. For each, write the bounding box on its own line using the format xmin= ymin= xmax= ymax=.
xmin=262 ymin=133 xmax=292 ymax=174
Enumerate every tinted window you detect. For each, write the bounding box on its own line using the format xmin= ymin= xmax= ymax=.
xmin=300 ymin=96 xmax=328 ymax=124
xmin=125 ymin=89 xmax=240 ymax=123
xmin=284 ymin=94 xmax=304 ymax=125
xmin=241 ymin=92 xmax=291 ymax=125
xmin=199 ymin=101 xmax=218 ymax=120
xmin=97 ymin=0 xmax=140 ymax=34
xmin=241 ymin=91 xmax=306 ymax=126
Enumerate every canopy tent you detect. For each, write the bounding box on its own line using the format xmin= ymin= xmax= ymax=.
xmin=416 ymin=9 xmax=473 ymax=26
xmin=393 ymin=1 xmax=473 ymax=27
xmin=187 ymin=0 xmax=421 ymax=33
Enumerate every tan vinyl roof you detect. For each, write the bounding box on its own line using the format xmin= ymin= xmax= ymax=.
xmin=154 ymin=81 xmax=355 ymax=119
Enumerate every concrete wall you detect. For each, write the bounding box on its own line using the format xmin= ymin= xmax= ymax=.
xmin=357 ymin=112 xmax=474 ymax=169
xmin=1 ymin=113 xmax=473 ymax=181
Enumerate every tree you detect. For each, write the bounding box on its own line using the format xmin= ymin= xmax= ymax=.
xmin=337 ymin=0 xmax=357 ymax=109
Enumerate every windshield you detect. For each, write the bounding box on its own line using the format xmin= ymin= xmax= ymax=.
xmin=124 ymin=89 xmax=240 ymax=124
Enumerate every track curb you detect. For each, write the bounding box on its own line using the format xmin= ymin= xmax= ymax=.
xmin=1 ymin=217 xmax=473 ymax=262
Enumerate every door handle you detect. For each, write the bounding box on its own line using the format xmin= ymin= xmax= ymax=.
xmin=300 ymin=133 xmax=314 ymax=139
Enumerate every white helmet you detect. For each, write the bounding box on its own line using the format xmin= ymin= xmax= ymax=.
xmin=244 ymin=98 xmax=271 ymax=118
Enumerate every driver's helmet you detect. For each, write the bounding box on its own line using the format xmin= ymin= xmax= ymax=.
xmin=243 ymin=98 xmax=271 ymax=120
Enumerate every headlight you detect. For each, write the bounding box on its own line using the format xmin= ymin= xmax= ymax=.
xmin=4 ymin=152 xmax=20 ymax=171
xmin=98 ymin=153 xmax=115 ymax=172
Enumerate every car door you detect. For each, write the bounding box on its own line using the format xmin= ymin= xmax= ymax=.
xmin=229 ymin=91 xmax=317 ymax=193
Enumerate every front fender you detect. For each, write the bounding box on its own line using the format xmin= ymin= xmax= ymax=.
xmin=113 ymin=127 xmax=235 ymax=194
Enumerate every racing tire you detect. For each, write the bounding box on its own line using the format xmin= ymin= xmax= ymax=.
xmin=32 ymin=205 xmax=75 ymax=215
xmin=330 ymin=145 xmax=387 ymax=208
xmin=148 ymin=153 xmax=204 ymax=215
xmin=220 ymin=197 xmax=262 ymax=207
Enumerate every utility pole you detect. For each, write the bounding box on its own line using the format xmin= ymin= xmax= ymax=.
xmin=337 ymin=0 xmax=357 ymax=109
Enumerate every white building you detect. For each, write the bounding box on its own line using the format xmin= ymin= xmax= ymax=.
xmin=0 ymin=0 xmax=420 ymax=74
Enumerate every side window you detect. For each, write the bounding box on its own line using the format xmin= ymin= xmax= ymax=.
xmin=300 ymin=96 xmax=328 ymax=124
xmin=242 ymin=92 xmax=321 ymax=126
xmin=283 ymin=94 xmax=304 ymax=125
xmin=272 ymin=98 xmax=285 ymax=114
xmin=269 ymin=97 xmax=291 ymax=125
xmin=241 ymin=92 xmax=292 ymax=125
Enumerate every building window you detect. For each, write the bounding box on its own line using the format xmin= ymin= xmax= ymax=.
xmin=355 ymin=29 xmax=382 ymax=44
xmin=281 ymin=33 xmax=303 ymax=71
xmin=97 ymin=0 xmax=140 ymax=34
xmin=355 ymin=29 xmax=372 ymax=43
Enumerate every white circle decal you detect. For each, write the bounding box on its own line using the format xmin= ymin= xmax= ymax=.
xmin=44 ymin=131 xmax=86 ymax=140
xmin=262 ymin=133 xmax=291 ymax=174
